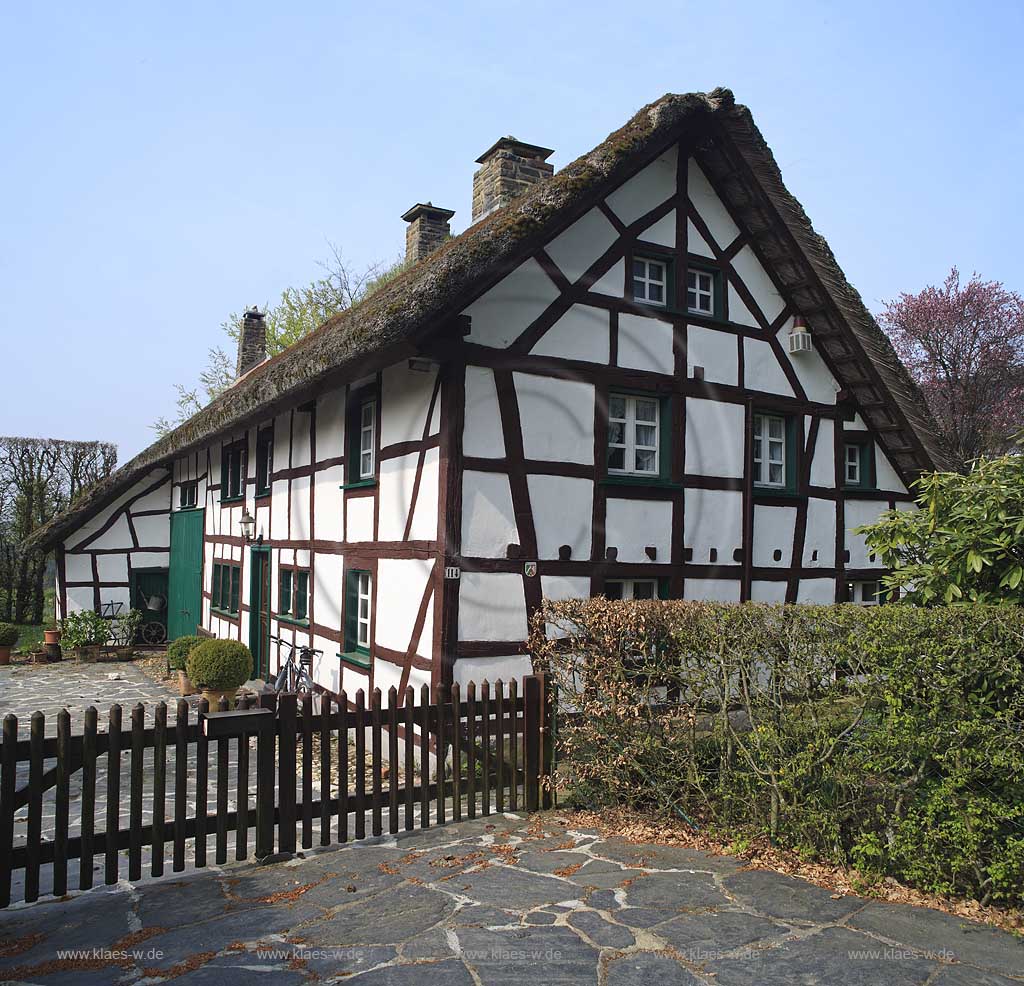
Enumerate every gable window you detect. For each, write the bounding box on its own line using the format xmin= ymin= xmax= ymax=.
xmin=608 ymin=394 xmax=660 ymax=477
xmin=255 ymin=428 xmax=273 ymax=497
xmin=279 ymin=567 xmax=309 ymax=623
xmin=605 ymin=579 xmax=657 ymax=601
xmin=753 ymin=413 xmax=786 ymax=488
xmin=179 ymin=481 xmax=198 ymax=509
xmin=211 ymin=562 xmax=241 ymax=616
xmin=221 ymin=440 xmax=246 ymax=502
xmin=843 ymin=436 xmax=875 ymax=489
xmin=687 ymin=266 xmax=719 ymax=316
xmin=342 ymin=569 xmax=372 ymax=663
xmin=359 ymin=401 xmax=376 ymax=479
xmin=631 ymin=256 xmax=669 ymax=307
xmin=847 ymin=580 xmax=886 ymax=606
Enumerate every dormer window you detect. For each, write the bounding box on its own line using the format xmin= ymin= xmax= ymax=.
xmin=631 ymin=256 xmax=669 ymax=306
xmin=687 ymin=268 xmax=716 ymax=315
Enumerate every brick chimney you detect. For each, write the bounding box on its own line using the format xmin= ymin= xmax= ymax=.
xmin=236 ymin=307 xmax=266 ymax=378
xmin=401 ymin=202 xmax=455 ymax=265
xmin=472 ymin=138 xmax=554 ymax=223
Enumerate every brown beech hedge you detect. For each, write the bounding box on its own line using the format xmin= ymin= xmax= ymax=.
xmin=529 ymin=601 xmax=1024 ymax=905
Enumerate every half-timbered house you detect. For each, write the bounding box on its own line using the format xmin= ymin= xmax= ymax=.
xmin=32 ymin=89 xmax=947 ymax=696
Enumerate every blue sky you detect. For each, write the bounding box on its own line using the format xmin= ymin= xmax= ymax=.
xmin=2 ymin=1 xmax=1021 ymax=463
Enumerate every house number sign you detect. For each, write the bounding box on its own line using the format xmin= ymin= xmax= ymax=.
xmin=444 ymin=566 xmax=461 ymax=580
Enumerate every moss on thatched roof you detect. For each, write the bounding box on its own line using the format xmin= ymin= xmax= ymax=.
xmin=30 ymin=88 xmax=946 ymax=550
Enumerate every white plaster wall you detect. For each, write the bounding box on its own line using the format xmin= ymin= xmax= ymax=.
xmin=604 ymin=497 xmax=671 ymax=564
xmin=797 ymin=579 xmax=835 ymax=603
xmin=270 ymin=478 xmax=289 ymax=539
xmin=540 ymin=575 xmax=591 ymax=602
xmin=684 ymin=489 xmax=743 ymax=565
xmin=606 ymin=145 xmax=677 ymax=225
xmin=407 ymin=447 xmax=439 ymax=542
xmin=89 ymin=514 xmax=133 ymax=550
xmin=803 ymin=498 xmax=836 ymax=568
xmin=66 ymin=586 xmax=94 ymax=613
xmin=134 ymin=513 xmax=169 ymax=547
xmin=687 ymin=324 xmax=738 ymax=386
xmin=641 ymin=210 xmax=675 ymax=248
xmin=528 ymin=475 xmax=593 ymax=561
xmin=617 ymin=314 xmax=675 ymax=375
xmin=317 ymin=386 xmax=346 ymax=458
xmin=728 ymin=285 xmax=761 ymax=329
xmin=65 ymin=553 xmax=93 ymax=582
xmin=752 ymin=505 xmax=798 ymax=568
xmin=290 ymin=475 xmax=311 ymax=542
xmin=381 ymin=362 xmax=437 ymax=449
xmin=545 ymin=208 xmax=619 ymax=283
xmin=589 ymin=260 xmax=624 ymax=298
xmin=874 ymin=443 xmax=908 ymax=493
xmin=462 ymin=471 xmax=519 ymax=557
xmin=453 ymin=655 xmax=532 ymax=690
xmin=66 ymin=471 xmax=169 ymax=547
xmin=465 ymin=258 xmax=560 ymax=349
xmin=845 ymin=500 xmax=889 ymax=569
xmin=375 ymin=558 xmax=434 ymax=656
xmin=810 ymin=419 xmax=836 ymax=487
xmin=531 ymin=305 xmax=609 ymax=364
xmin=688 ymin=159 xmax=738 ymax=248
xmin=731 ymin=245 xmax=785 ymax=324
xmin=685 ymin=399 xmax=745 ymax=477
xmin=687 ymin=217 xmax=714 ymax=258
xmin=751 ymin=581 xmax=787 ymax=603
xmin=463 ymin=366 xmax=506 ymax=459
xmin=776 ymin=321 xmax=839 ymax=405
xmin=515 ymin=373 xmax=594 ymax=464
xmin=458 ymin=572 xmax=528 ymax=641
xmin=744 ymin=338 xmax=794 ymax=397
xmin=345 ymin=496 xmax=374 ymax=543
xmin=133 ymin=551 xmax=168 ymax=569
xmin=292 ymin=413 xmax=313 ymax=468
xmin=378 ymin=452 xmax=420 ymax=542
xmin=684 ymin=578 xmax=741 ymax=602
xmin=315 ymin=465 xmax=344 ymax=543
xmin=96 ymin=554 xmax=128 ymax=582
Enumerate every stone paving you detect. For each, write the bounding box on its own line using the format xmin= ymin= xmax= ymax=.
xmin=0 ymin=812 xmax=1020 ymax=985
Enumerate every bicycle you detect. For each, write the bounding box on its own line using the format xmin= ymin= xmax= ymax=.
xmin=269 ymin=634 xmax=322 ymax=693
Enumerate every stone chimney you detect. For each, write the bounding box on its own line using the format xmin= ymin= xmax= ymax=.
xmin=472 ymin=138 xmax=555 ymax=223
xmin=401 ymin=202 xmax=455 ymax=265
xmin=236 ymin=307 xmax=266 ymax=378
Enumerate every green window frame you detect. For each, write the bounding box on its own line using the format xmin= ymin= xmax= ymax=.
xmin=846 ymin=580 xmax=887 ymax=605
xmin=842 ymin=435 xmax=876 ymax=489
xmin=604 ymin=578 xmax=670 ymax=600
xmin=255 ymin=427 xmax=273 ymax=496
xmin=179 ymin=480 xmax=198 ymax=509
xmin=296 ymin=570 xmax=309 ymax=621
xmin=212 ymin=562 xmax=241 ymax=616
xmin=752 ymin=411 xmax=798 ymax=493
xmin=686 ymin=263 xmax=723 ymax=319
xmin=221 ymin=440 xmax=247 ymax=502
xmin=280 ymin=569 xmax=292 ymax=615
xmin=606 ymin=392 xmax=671 ymax=483
xmin=278 ymin=567 xmax=309 ymax=624
xmin=342 ymin=568 xmax=372 ymax=663
xmin=344 ymin=393 xmax=378 ymax=488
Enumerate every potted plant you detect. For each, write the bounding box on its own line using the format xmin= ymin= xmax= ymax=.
xmin=43 ymin=627 xmax=62 ymax=645
xmin=167 ymin=635 xmax=203 ymax=695
xmin=187 ymin=638 xmax=252 ymax=705
xmin=62 ymin=611 xmax=110 ymax=661
xmin=0 ymin=624 xmax=19 ymax=666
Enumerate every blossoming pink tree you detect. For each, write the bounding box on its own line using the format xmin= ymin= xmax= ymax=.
xmin=880 ymin=268 xmax=1024 ymax=470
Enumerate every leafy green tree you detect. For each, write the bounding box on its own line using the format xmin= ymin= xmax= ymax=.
xmin=857 ymin=452 xmax=1024 ymax=604
xmin=153 ymin=247 xmax=405 ymax=435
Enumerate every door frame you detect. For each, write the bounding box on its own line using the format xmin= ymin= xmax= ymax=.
xmin=248 ymin=545 xmax=272 ymax=680
xmin=167 ymin=509 xmax=205 ymax=641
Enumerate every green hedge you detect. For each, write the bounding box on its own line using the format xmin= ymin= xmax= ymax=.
xmin=530 ymin=601 xmax=1024 ymax=906
xmin=0 ymin=623 xmax=19 ymax=647
xmin=187 ymin=639 xmax=252 ymax=690
xmin=167 ymin=635 xmax=204 ymax=671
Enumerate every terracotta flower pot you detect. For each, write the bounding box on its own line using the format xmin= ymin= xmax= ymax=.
xmin=43 ymin=628 xmax=62 ymax=645
xmin=0 ymin=646 xmax=10 ymax=667
xmin=201 ymin=686 xmax=237 ymax=707
xmin=178 ymin=670 xmax=197 ymax=696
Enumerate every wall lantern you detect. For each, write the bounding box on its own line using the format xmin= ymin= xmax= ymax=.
xmin=788 ymin=316 xmax=813 ymax=355
xmin=239 ymin=508 xmax=261 ymax=544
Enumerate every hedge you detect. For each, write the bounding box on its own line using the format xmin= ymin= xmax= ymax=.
xmin=529 ymin=600 xmax=1024 ymax=906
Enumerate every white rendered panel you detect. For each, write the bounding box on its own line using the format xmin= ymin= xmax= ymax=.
xmin=731 ymin=245 xmax=784 ymax=324
xmin=381 ymin=361 xmax=437 ymax=449
xmin=314 ymin=465 xmax=344 ymax=543
xmin=528 ymin=475 xmax=593 ymax=561
xmin=684 ymin=489 xmax=743 ymax=565
xmin=290 ymin=476 xmax=311 ymax=542
xmin=462 ymin=471 xmax=519 ymax=558
xmin=604 ymin=497 xmax=671 ymax=564
xmin=133 ymin=513 xmax=169 ymax=547
xmin=744 ymin=338 xmax=795 ymax=397
xmin=685 ymin=578 xmax=741 ymax=602
xmin=545 ymin=208 xmax=619 ymax=283
xmin=515 ymin=373 xmax=594 ymax=464
xmin=345 ymin=495 xmax=374 ymax=543
xmin=606 ymin=146 xmax=677 ymax=225
xmin=810 ymin=419 xmax=836 ymax=488
xmin=845 ymin=500 xmax=890 ymax=569
xmin=589 ymin=260 xmax=625 ymax=298
xmin=797 ymin=579 xmax=835 ymax=603
xmin=874 ymin=443 xmax=908 ymax=493
xmin=688 ymin=159 xmax=739 ymax=248
xmin=685 ymin=399 xmax=745 ymax=478
xmin=376 ymin=558 xmax=434 ymax=656
xmin=463 ymin=366 xmax=506 ymax=459
xmin=803 ymin=498 xmax=836 ymax=568
xmin=96 ymin=554 xmax=128 ymax=583
xmin=751 ymin=581 xmax=787 ymax=603
xmin=617 ymin=314 xmax=674 ymax=375
xmin=465 ymin=258 xmax=560 ymax=349
xmin=65 ymin=553 xmax=93 ymax=582
xmin=687 ymin=324 xmax=738 ymax=386
xmin=531 ymin=305 xmax=609 ymax=364
xmin=407 ymin=446 xmax=439 ymax=542
xmin=753 ymin=504 xmax=798 ymax=568
xmin=454 ymin=655 xmax=532 ymax=689
xmin=686 ymin=217 xmax=714 ymax=258
xmin=458 ymin=572 xmax=528 ymax=641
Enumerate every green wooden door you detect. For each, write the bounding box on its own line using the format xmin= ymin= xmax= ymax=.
xmin=248 ymin=547 xmax=271 ymax=679
xmin=167 ymin=510 xmax=204 ymax=640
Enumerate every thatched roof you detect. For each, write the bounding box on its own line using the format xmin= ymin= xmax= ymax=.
xmin=31 ymin=88 xmax=947 ymax=550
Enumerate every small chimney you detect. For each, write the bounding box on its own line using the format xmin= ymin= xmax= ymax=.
xmin=401 ymin=202 xmax=455 ymax=265
xmin=472 ymin=137 xmax=554 ymax=223
xmin=236 ymin=307 xmax=266 ymax=378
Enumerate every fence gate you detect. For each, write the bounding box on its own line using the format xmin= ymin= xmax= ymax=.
xmin=0 ymin=676 xmax=553 ymax=907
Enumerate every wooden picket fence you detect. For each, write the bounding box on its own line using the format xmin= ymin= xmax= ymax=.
xmin=0 ymin=676 xmax=553 ymax=907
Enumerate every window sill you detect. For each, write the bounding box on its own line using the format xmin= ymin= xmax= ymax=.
xmin=211 ymin=607 xmax=240 ymax=619
xmin=753 ymin=487 xmax=804 ymax=504
xmin=601 ymin=476 xmax=681 ymax=490
xmin=278 ymin=615 xmax=309 ymax=628
xmin=842 ymin=486 xmax=880 ymax=495
xmin=338 ymin=649 xmax=371 ymax=668
xmin=340 ymin=479 xmax=376 ymax=491
xmin=221 ymin=495 xmax=245 ymax=505
xmin=255 ymin=488 xmax=271 ymax=500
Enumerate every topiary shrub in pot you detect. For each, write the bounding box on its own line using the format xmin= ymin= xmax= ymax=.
xmin=167 ymin=635 xmax=204 ymax=695
xmin=187 ymin=639 xmax=252 ymax=705
xmin=0 ymin=623 xmax=19 ymax=666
